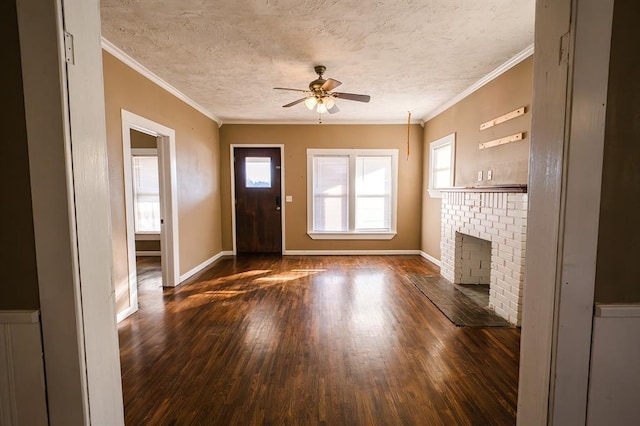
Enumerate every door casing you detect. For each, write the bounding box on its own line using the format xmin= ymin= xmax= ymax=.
xmin=120 ymin=110 xmax=180 ymax=322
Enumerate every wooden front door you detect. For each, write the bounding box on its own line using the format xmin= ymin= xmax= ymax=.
xmin=234 ymin=147 xmax=282 ymax=253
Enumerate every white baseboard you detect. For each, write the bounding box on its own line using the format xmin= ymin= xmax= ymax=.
xmin=283 ymin=249 xmax=421 ymax=256
xmin=179 ymin=251 xmax=228 ymax=283
xmin=420 ymin=251 xmax=441 ymax=267
xmin=136 ymin=250 xmax=161 ymax=257
xmin=221 ymin=250 xmax=234 ymax=256
xmin=116 ymin=305 xmax=137 ymax=323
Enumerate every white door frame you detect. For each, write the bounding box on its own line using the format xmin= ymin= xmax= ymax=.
xmin=120 ymin=110 xmax=180 ymax=321
xmin=230 ymin=144 xmax=286 ymax=254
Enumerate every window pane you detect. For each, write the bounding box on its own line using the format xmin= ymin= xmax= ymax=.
xmin=356 ymin=156 xmax=391 ymax=196
xmin=355 ymin=156 xmax=391 ymax=230
xmin=434 ymin=170 xmax=451 ymax=188
xmin=356 ymin=196 xmax=390 ymax=230
xmin=246 ymin=157 xmax=271 ymax=188
xmin=434 ymin=145 xmax=451 ymax=170
xmin=314 ymin=156 xmax=348 ymax=195
xmin=133 ymin=156 xmax=160 ymax=232
xmin=314 ymin=196 xmax=348 ymax=231
xmin=313 ymin=156 xmax=348 ymax=231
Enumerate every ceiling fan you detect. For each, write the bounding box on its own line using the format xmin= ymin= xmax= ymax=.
xmin=274 ymin=65 xmax=371 ymax=114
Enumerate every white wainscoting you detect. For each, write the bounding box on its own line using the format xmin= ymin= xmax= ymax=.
xmin=0 ymin=310 xmax=48 ymax=425
xmin=587 ymin=303 xmax=640 ymax=425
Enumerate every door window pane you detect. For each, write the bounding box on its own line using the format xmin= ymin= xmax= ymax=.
xmin=246 ymin=157 xmax=271 ymax=188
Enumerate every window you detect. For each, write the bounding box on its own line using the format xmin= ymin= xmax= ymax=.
xmin=428 ymin=133 xmax=456 ymax=197
xmin=245 ymin=157 xmax=272 ymax=188
xmin=307 ymin=149 xmax=398 ymax=239
xmin=132 ymin=154 xmax=160 ymax=233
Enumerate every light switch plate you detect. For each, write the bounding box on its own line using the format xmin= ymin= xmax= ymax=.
xmin=477 ymin=171 xmax=483 ymax=181
xmin=487 ymin=169 xmax=493 ymax=180
xmin=285 ymin=195 xmax=293 ymax=202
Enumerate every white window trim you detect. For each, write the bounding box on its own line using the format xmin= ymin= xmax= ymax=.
xmin=428 ymin=133 xmax=456 ymax=198
xmin=307 ymin=148 xmax=398 ymax=240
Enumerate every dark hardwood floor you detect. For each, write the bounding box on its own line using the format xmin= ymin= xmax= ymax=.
xmin=121 ymin=256 xmax=520 ymax=425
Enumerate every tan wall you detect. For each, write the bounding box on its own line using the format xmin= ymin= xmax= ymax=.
xmin=219 ymin=124 xmax=423 ymax=252
xmin=103 ymin=51 xmax=222 ymax=313
xmin=421 ymin=57 xmax=533 ymax=261
xmin=0 ymin=0 xmax=40 ymax=309
xmin=595 ymin=0 xmax=640 ymax=303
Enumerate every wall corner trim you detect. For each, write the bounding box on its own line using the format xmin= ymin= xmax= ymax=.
xmin=422 ymin=43 xmax=534 ymax=123
xmin=419 ymin=251 xmax=441 ymax=268
xmin=178 ymin=251 xmax=227 ymax=283
xmin=101 ymin=37 xmax=222 ymax=125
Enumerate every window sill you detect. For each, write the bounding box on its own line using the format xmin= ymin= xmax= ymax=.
xmin=308 ymin=231 xmax=396 ymax=240
xmin=428 ymin=188 xmax=444 ymax=198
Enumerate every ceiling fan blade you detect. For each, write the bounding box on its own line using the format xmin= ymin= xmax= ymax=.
xmin=321 ymin=78 xmax=342 ymax=92
xmin=282 ymin=98 xmax=307 ymax=108
xmin=274 ymin=87 xmax=308 ymax=93
xmin=328 ymin=104 xmax=340 ymax=114
xmin=333 ymin=92 xmax=371 ymax=103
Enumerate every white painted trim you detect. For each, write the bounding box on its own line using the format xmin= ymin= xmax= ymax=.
xmin=0 ymin=310 xmax=39 ymax=324
xmin=115 ymin=305 xmax=137 ymax=323
xmin=550 ymin=0 xmax=614 ymax=423
xmin=308 ymin=232 xmax=396 ymax=240
xmin=101 ymin=38 xmax=221 ymax=126
xmin=230 ymin=144 xmax=286 ymax=255
xmin=130 ymin=148 xmax=158 ymax=156
xmin=121 ymin=110 xmax=180 ymax=301
xmin=306 ymin=149 xmax=399 ymax=237
xmin=428 ymin=133 xmax=456 ymax=192
xmin=422 ymin=44 xmax=534 ymax=122
xmin=178 ymin=251 xmax=227 ymax=283
xmin=221 ymin=119 xmax=423 ymax=126
xmin=136 ymin=251 xmax=162 ymax=257
xmin=283 ymin=250 xmax=420 ymax=256
xmin=419 ymin=251 xmax=441 ymax=268
xmin=595 ymin=304 xmax=640 ymax=318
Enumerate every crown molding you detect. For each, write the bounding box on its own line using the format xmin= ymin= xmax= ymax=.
xmin=421 ymin=43 xmax=534 ymax=123
xmin=220 ymin=119 xmax=424 ymax=126
xmin=101 ymin=37 xmax=221 ymax=126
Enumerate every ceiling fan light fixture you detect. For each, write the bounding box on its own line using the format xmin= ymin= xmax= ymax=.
xmin=304 ymin=96 xmax=317 ymax=110
xmin=316 ymin=101 xmax=328 ymax=114
xmin=324 ymin=96 xmax=336 ymax=109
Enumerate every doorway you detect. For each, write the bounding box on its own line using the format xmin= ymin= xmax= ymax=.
xmin=119 ymin=110 xmax=180 ymax=322
xmin=232 ymin=146 xmax=284 ymax=254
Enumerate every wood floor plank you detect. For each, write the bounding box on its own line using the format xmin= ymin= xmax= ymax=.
xmin=120 ymin=255 xmax=520 ymax=425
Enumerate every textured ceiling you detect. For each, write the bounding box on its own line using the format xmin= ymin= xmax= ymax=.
xmin=100 ymin=0 xmax=535 ymax=124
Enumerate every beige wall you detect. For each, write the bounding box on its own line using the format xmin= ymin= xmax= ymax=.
xmin=1 ymin=0 xmax=40 ymax=309
xmin=103 ymin=51 xmax=222 ymax=313
xmin=595 ymin=0 xmax=640 ymax=303
xmin=421 ymin=57 xmax=533 ymax=261
xmin=219 ymin=124 xmax=423 ymax=252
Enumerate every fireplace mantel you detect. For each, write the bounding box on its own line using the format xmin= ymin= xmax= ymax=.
xmin=440 ymin=184 xmax=527 ymax=193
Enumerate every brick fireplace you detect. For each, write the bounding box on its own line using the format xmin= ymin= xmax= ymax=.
xmin=440 ymin=188 xmax=528 ymax=325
